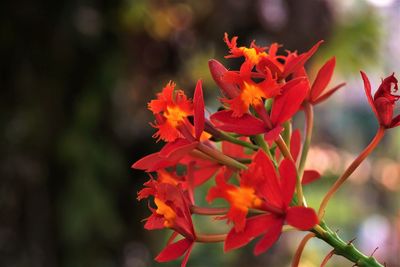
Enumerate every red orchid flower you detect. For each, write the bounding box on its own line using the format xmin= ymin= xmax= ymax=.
xmin=207 ymin=150 xmax=318 ymax=254
xmin=257 ymin=40 xmax=324 ymax=80
xmin=223 ymin=33 xmax=322 ymax=78
xmin=139 ymin=182 xmax=195 ymax=267
xmin=210 ymin=77 xmax=309 ymax=141
xmin=298 ymin=57 xmax=346 ymax=105
xmin=133 ymin=80 xmax=208 ymax=172
xmin=361 ymin=71 xmax=400 ymax=128
xmin=223 ymin=33 xmax=323 ymax=80
xmin=148 ymin=81 xmax=193 ymax=142
xmin=221 ymin=60 xmax=281 ymax=117
xmin=223 ymin=32 xmax=268 ymax=66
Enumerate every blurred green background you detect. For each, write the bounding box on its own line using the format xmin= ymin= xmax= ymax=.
xmin=1 ymin=0 xmax=399 ymax=266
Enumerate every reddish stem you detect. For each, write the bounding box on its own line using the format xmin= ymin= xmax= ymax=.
xmin=190 ymin=206 xmax=229 ymax=215
xmin=318 ymin=126 xmax=386 ymax=218
xmin=196 ymin=233 xmax=227 ymax=243
xmin=291 ymin=233 xmax=315 ymax=267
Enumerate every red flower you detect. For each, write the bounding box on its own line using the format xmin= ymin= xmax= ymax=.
xmin=361 ymin=71 xmax=400 ymax=128
xmin=207 ymin=150 xmax=318 ymax=254
xmin=223 ymin=33 xmax=323 ymax=80
xmin=301 ymin=57 xmax=345 ymax=105
xmin=210 ymin=77 xmax=309 ymax=141
xmin=140 ymin=182 xmax=195 ymax=267
xmin=257 ymin=40 xmax=324 ymax=80
xmin=133 ymin=80 xmax=210 ymax=172
xmin=223 ymin=33 xmax=268 ymax=66
xmin=221 ymin=60 xmax=281 ymax=117
xmin=148 ymin=82 xmax=193 ymax=142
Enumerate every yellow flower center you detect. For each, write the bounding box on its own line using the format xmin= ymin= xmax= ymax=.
xmin=227 ymin=186 xmax=263 ymax=211
xmin=155 ymin=198 xmax=177 ymax=228
xmin=164 ymin=106 xmax=188 ymax=127
xmin=241 ymin=81 xmax=265 ymax=107
xmin=240 ymin=47 xmax=267 ymax=65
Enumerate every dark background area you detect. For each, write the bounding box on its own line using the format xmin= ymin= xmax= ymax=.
xmin=1 ymin=0 xmax=399 ymax=266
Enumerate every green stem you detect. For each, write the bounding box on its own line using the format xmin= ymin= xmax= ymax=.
xmin=314 ymin=221 xmax=384 ymax=267
xmin=197 ymin=143 xmax=248 ymax=170
xmin=298 ymin=102 xmax=313 ymax=179
xmin=218 ymin=131 xmax=259 ymax=150
xmin=318 ymin=126 xmax=385 ymax=218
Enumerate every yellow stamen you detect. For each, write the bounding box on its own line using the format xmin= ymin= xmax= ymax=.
xmin=241 ymin=81 xmax=265 ymax=107
xmin=164 ymin=106 xmax=188 ymax=127
xmin=227 ymin=186 xmax=263 ymax=211
xmin=154 ymin=198 xmax=177 ymax=228
xmin=240 ymin=47 xmax=267 ymax=65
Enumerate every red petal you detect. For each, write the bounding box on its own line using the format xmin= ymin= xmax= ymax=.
xmin=374 ymin=97 xmax=394 ymax=127
xmin=302 ymin=170 xmax=321 ymax=185
xmin=222 ymin=139 xmax=250 ymax=159
xmin=194 ymin=80 xmax=205 ymax=139
xmin=159 ymin=139 xmax=199 ymax=161
xmin=290 ymin=129 xmax=301 ymax=162
xmin=193 ymin=164 xmax=220 ymax=186
xmin=253 ymin=219 xmax=283 ymax=255
xmin=228 ymin=206 xmax=248 ymax=232
xmin=224 ymin=214 xmax=276 ymax=252
xmin=181 ymin=243 xmax=195 ymax=267
xmin=132 ymin=152 xmax=172 ymax=172
xmin=390 ymin=114 xmax=400 ymax=128
xmin=208 ymin=59 xmax=240 ymax=98
xmin=254 ymin=150 xmax=283 ymax=208
xmin=311 ymin=82 xmax=345 ymax=105
xmin=283 ymin=40 xmax=323 ymax=78
xmin=144 ymin=214 xmax=165 ymax=230
xmin=257 ymin=58 xmax=283 ymax=77
xmin=310 ymin=57 xmax=336 ymax=101
xmin=278 ymin=159 xmax=297 ymax=207
xmin=270 ymin=78 xmax=308 ymax=125
xmin=264 ymin=125 xmax=284 ymax=143
xmin=155 ymin=238 xmax=193 ymax=262
xmin=210 ymin=110 xmax=267 ymax=135
xmin=360 ymin=71 xmax=379 ymax=120
xmin=286 ymin=206 xmax=318 ymax=230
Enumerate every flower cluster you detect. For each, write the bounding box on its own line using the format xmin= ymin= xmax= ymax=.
xmin=133 ymin=34 xmax=399 ymax=267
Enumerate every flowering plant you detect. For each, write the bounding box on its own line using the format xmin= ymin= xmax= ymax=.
xmin=133 ymin=34 xmax=398 ymax=267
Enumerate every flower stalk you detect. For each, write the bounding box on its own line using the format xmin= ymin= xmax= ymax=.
xmin=318 ymin=126 xmax=385 ymax=218
xmin=196 ymin=233 xmax=227 ymax=243
xmin=298 ymin=102 xmax=314 ymax=178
